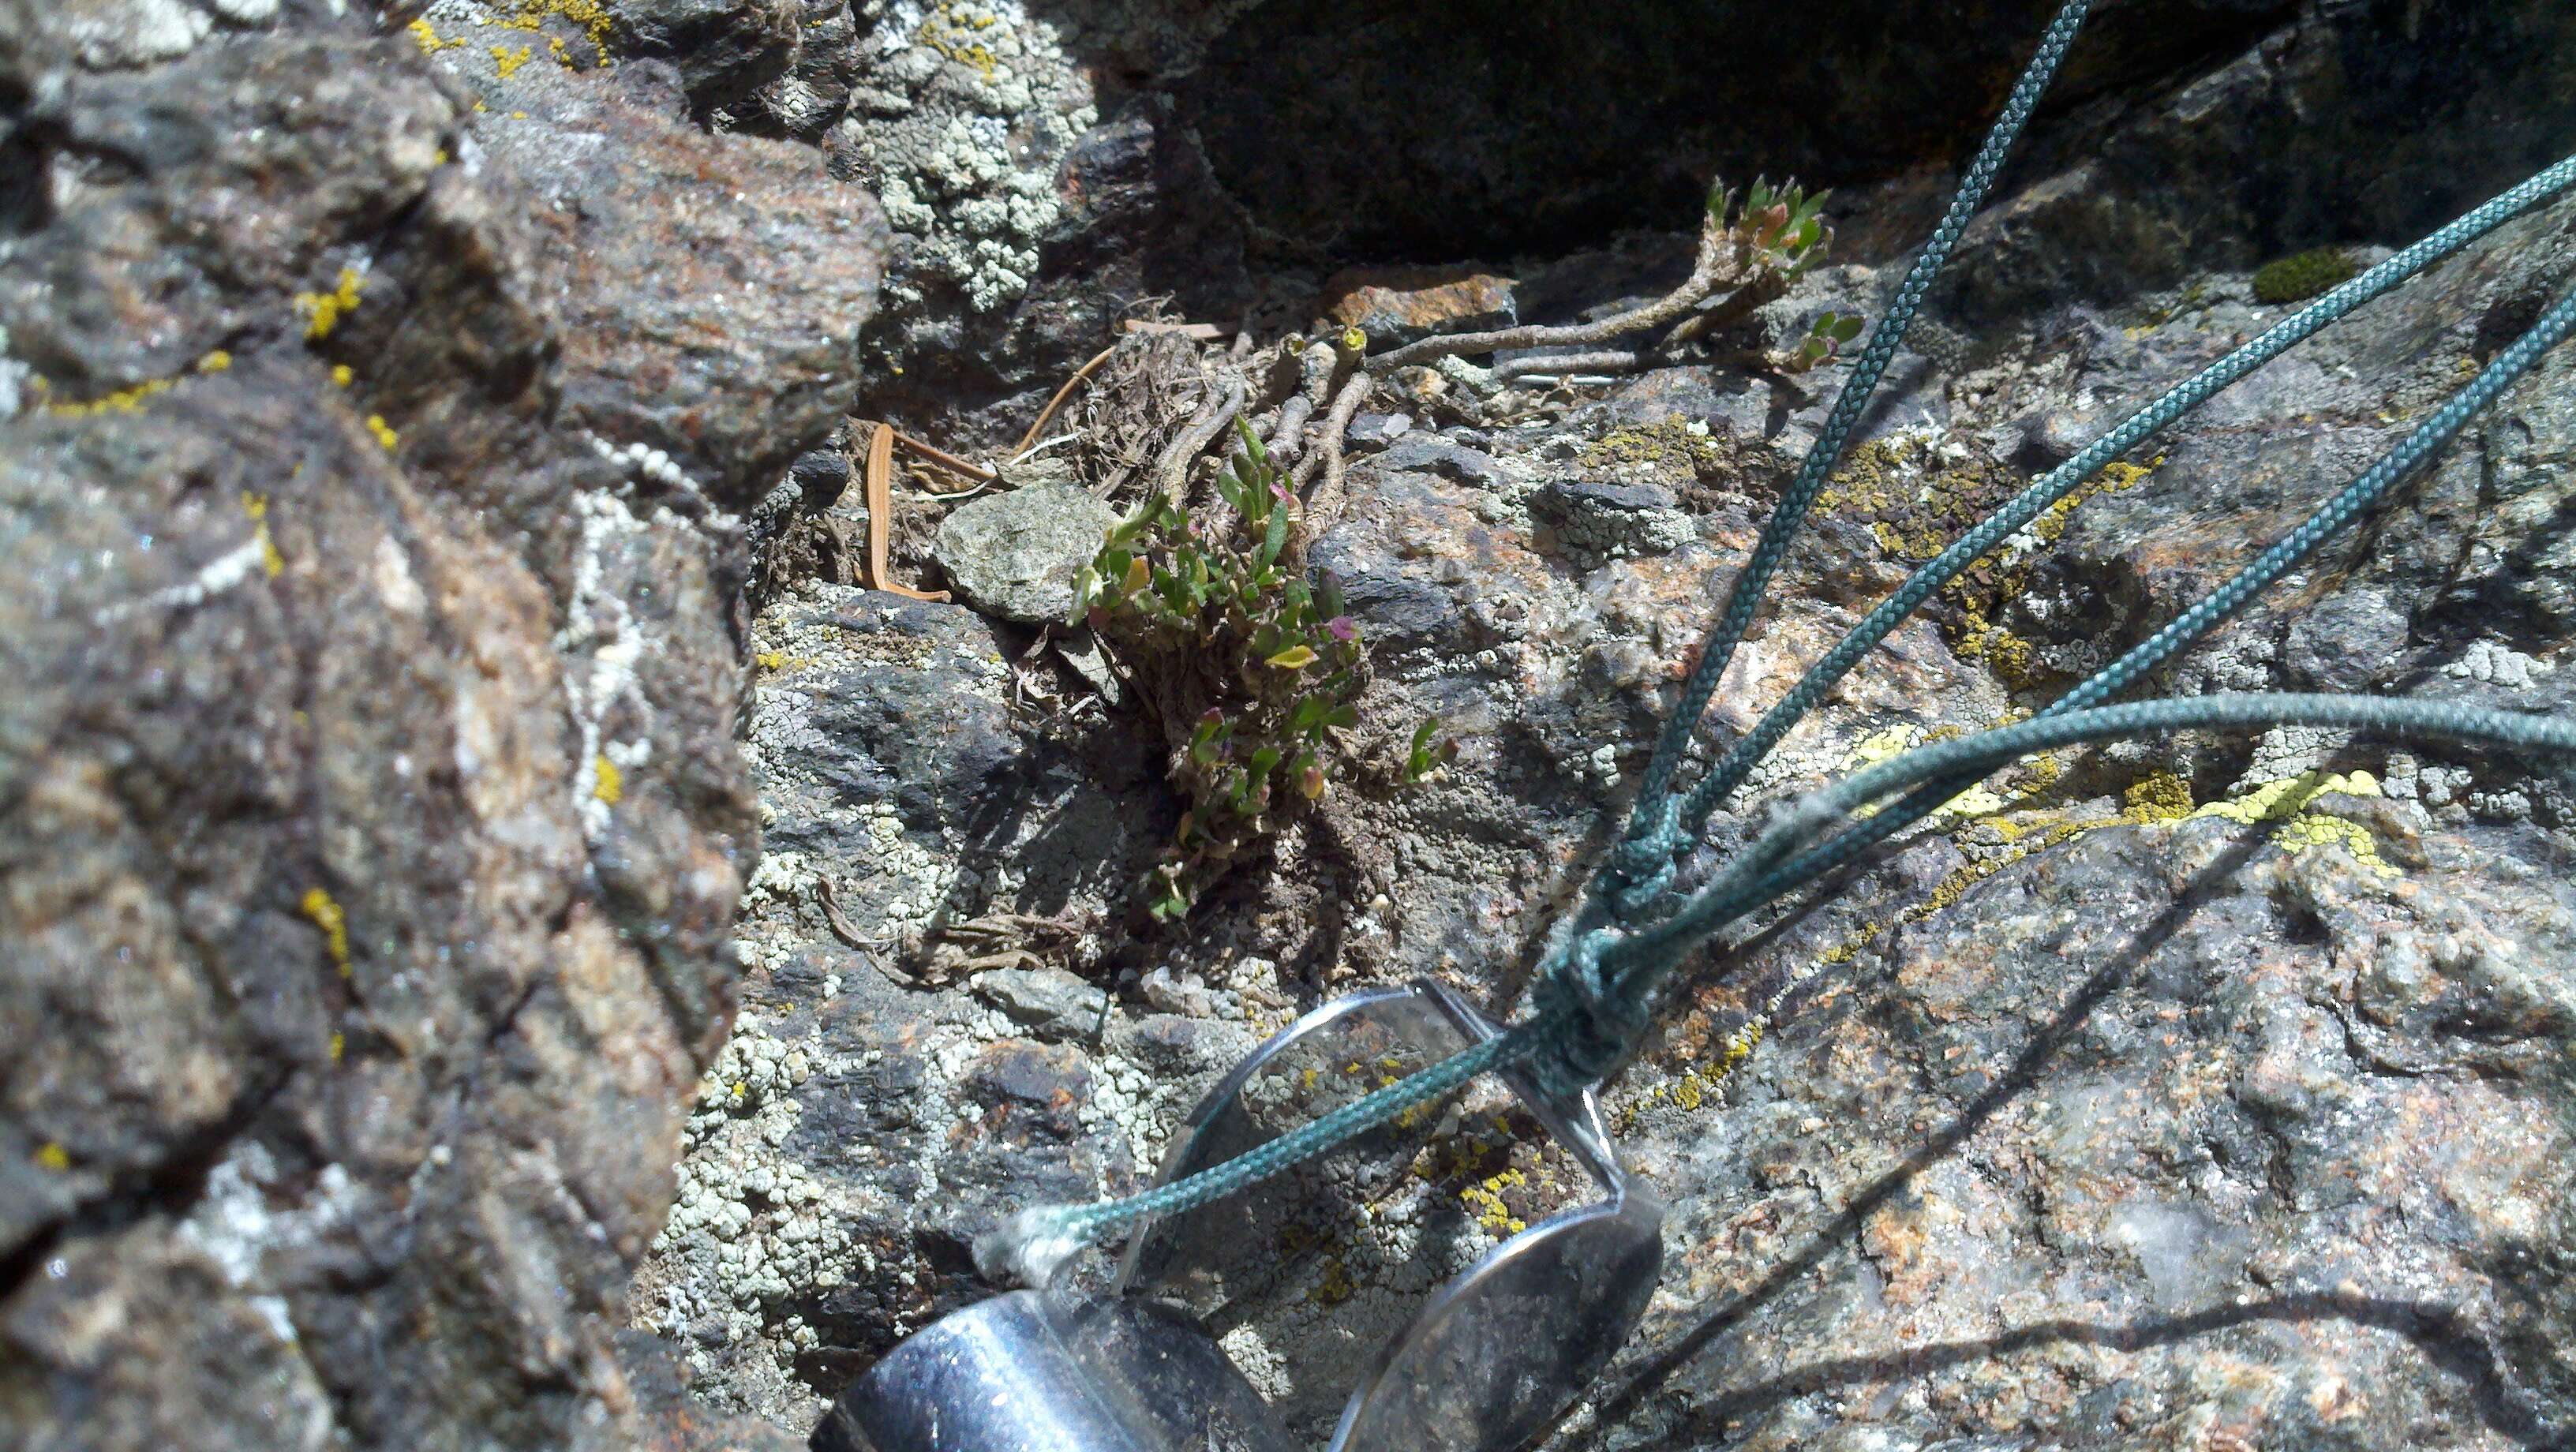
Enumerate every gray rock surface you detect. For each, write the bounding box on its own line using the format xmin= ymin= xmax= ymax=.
xmin=648 ymin=3 xmax=2576 ymax=1446
xmin=0 ymin=6 xmax=882 ymax=1451
xmin=933 ymin=481 xmax=1119 ymax=623
xmin=11 ymin=0 xmax=2576 ymax=1450
xmin=973 ymin=966 xmax=1112 ymax=1041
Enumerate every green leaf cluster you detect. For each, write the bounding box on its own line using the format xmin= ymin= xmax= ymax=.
xmin=1072 ymin=422 xmax=1449 ymax=920
xmin=1710 ymin=176 xmax=1835 ymax=281
xmin=1780 ymin=309 xmax=1865 ymax=374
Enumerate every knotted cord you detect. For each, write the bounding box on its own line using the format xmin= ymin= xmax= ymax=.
xmin=975 ymin=10 xmax=2576 ymax=1281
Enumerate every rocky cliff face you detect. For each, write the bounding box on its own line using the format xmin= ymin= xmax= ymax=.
xmin=7 ymin=0 xmax=2576 ymax=1450
xmin=0 ymin=4 xmax=881 ymax=1448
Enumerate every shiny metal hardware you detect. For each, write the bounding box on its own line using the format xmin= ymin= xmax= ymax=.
xmin=813 ymin=979 xmax=1662 ymax=1452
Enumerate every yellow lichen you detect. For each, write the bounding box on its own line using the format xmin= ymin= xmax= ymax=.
xmin=295 ymin=268 xmax=365 ymax=341
xmin=491 ymin=43 xmax=534 ymax=77
xmin=493 ymin=0 xmax=614 ymax=65
xmin=2189 ymin=770 xmax=2397 ymax=878
xmin=1848 ymin=724 xmax=2011 ymax=820
xmin=1460 ymin=1169 xmax=1529 ymax=1235
xmin=35 ymin=1142 xmax=70 ymax=1172
xmin=1623 ymin=758 xmax=2374 ymax=1130
xmin=1852 ymin=724 xmax=1916 ymax=768
xmin=2191 ymin=769 xmax=2378 ymax=825
xmin=1823 ymin=441 xmax=2162 ymax=693
xmin=2122 ymin=771 xmax=2195 ymax=822
xmin=408 ymin=16 xmax=466 ymax=52
xmin=365 ymin=414 xmax=400 ymax=451
xmin=242 ymin=491 xmax=284 ymax=578
xmin=328 ymin=1031 xmax=346 ymax=1063
xmin=331 ymin=364 xmax=354 ymax=387
xmin=593 ymin=754 xmax=623 ymax=806
xmin=2030 ymin=458 xmax=2155 ymax=548
xmin=301 ymin=887 xmax=350 ymax=976
xmin=1579 ymin=417 xmax=1729 ymax=478
xmin=37 ymin=347 xmax=253 ymax=419
xmin=37 ymin=372 xmax=181 ymax=418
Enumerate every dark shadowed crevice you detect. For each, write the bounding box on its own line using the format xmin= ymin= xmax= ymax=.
xmin=1165 ymin=0 xmax=2298 ymax=264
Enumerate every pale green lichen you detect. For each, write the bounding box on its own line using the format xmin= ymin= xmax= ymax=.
xmin=2189 ymin=769 xmax=2397 ymax=878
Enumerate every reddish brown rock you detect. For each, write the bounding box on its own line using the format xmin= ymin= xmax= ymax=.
xmin=1319 ymin=264 xmax=1518 ymax=349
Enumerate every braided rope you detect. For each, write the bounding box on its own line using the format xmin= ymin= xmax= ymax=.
xmin=1636 ymin=154 xmax=2576 ymax=881
xmin=984 ymin=688 xmax=2576 ymax=1279
xmin=1615 ymin=0 xmax=2095 ymax=848
xmin=1571 ymin=279 xmax=2576 ymax=1042
xmin=1595 ymin=693 xmax=2576 ymax=997
xmin=971 ymin=30 xmax=2576 ymax=1278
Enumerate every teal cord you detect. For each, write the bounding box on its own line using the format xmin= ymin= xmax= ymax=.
xmin=1612 ymin=0 xmax=2097 ymax=881
xmin=1575 ymin=277 xmax=2576 ymax=1029
xmin=1641 ymin=154 xmax=2576 ymax=878
xmin=2054 ymin=281 xmax=2576 ymax=713
xmin=1572 ymin=692 xmax=2576 ymax=1016
xmin=983 ymin=690 xmax=2576 ymax=1277
xmin=970 ymin=17 xmax=2576 ymax=1274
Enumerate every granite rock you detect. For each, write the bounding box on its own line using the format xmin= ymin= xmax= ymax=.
xmin=656 ymin=7 xmax=2576 ymax=1445
xmin=933 ymin=481 xmax=1120 ymax=623
xmin=0 ymin=15 xmax=884 ymax=1452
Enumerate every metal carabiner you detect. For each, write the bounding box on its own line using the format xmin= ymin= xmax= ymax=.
xmin=813 ymin=979 xmax=1661 ymax=1451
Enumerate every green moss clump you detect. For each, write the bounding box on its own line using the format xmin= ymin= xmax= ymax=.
xmin=2252 ymin=248 xmax=2359 ymax=305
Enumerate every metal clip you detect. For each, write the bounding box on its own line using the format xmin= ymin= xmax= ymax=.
xmin=813 ymin=979 xmax=1661 ymax=1451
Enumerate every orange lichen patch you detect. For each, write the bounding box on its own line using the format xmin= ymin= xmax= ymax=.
xmin=301 ymin=888 xmax=351 ymax=976
xmin=1321 ymin=265 xmax=1518 ymax=341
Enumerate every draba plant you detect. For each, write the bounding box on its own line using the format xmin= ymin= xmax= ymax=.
xmin=1071 ymin=421 xmax=1451 ymax=920
xmin=1778 ymin=309 xmax=1865 ymax=374
xmin=1713 ymin=176 xmax=1833 ymax=279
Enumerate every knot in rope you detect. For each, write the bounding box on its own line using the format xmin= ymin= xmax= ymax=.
xmin=1605 ymin=796 xmax=1684 ymax=919
xmin=1526 ymin=926 xmax=1649 ymax=1103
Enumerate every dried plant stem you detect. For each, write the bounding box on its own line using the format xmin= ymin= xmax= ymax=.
xmin=1294 ymin=371 xmax=1373 ymax=538
xmin=890 ymin=429 xmax=997 ymax=487
xmin=1496 ymin=350 xmax=1649 ymax=380
xmin=1366 ymin=223 xmax=1733 ymax=374
xmin=1150 ymin=371 xmax=1248 ymax=505
xmin=862 ymin=423 xmax=951 ymax=602
xmin=1015 ymin=344 xmax=1118 ymax=457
